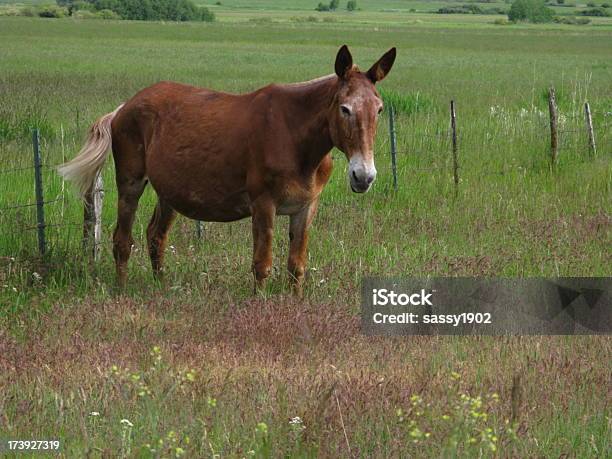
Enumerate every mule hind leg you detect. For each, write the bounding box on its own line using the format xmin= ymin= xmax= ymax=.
xmin=112 ymin=132 xmax=147 ymax=290
xmin=113 ymin=177 xmax=146 ymax=289
xmin=146 ymin=198 xmax=177 ymax=280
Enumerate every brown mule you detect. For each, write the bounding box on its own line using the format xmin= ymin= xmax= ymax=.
xmin=58 ymin=45 xmax=396 ymax=295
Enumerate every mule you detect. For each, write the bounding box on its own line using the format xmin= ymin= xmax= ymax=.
xmin=58 ymin=45 xmax=396 ymax=295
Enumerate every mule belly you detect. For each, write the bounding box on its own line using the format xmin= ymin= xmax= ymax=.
xmin=163 ymin=190 xmax=252 ymax=222
xmin=146 ymin=150 xmax=252 ymax=222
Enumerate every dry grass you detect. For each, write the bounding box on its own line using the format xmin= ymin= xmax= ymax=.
xmin=1 ymin=295 xmax=610 ymax=457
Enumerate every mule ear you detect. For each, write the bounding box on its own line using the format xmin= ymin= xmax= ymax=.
xmin=335 ymin=45 xmax=353 ymax=80
xmin=366 ymin=47 xmax=396 ymax=83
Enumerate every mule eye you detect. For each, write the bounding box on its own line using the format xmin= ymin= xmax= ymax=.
xmin=340 ymin=105 xmax=351 ymax=116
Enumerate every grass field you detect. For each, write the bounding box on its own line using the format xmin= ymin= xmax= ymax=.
xmin=0 ymin=6 xmax=611 ymax=458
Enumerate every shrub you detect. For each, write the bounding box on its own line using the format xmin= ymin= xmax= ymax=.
xmin=553 ymin=15 xmax=591 ymax=23
xmin=347 ymin=0 xmax=357 ymax=11
xmin=38 ymin=5 xmax=69 ymax=17
xmin=586 ymin=1 xmax=596 ymax=6
xmin=70 ymin=0 xmax=95 ymax=12
xmin=21 ymin=6 xmax=37 ymax=16
xmin=198 ymin=6 xmax=215 ymax=21
xmin=36 ymin=5 xmax=68 ymax=18
xmin=438 ymin=4 xmax=484 ymax=14
xmin=72 ymin=9 xmax=98 ymax=18
xmin=508 ymin=0 xmax=554 ymax=22
xmin=97 ymin=8 xmax=119 ymax=18
xmin=437 ymin=4 xmax=507 ymax=14
xmin=315 ymin=2 xmax=330 ymax=11
xmin=602 ymin=3 xmax=610 ymax=7
xmin=580 ymin=7 xmax=610 ymax=15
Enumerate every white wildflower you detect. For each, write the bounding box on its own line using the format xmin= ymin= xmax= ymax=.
xmin=289 ymin=416 xmax=303 ymax=425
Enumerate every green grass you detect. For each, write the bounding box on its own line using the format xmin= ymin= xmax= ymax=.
xmin=0 ymin=12 xmax=610 ymax=458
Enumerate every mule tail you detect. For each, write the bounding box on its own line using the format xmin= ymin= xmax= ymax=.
xmin=58 ymin=104 xmax=124 ymax=198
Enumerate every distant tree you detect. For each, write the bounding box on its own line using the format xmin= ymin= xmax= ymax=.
xmin=315 ymin=2 xmax=330 ymax=11
xmin=347 ymin=0 xmax=357 ymax=11
xmin=508 ymin=0 xmax=554 ymax=22
xmin=556 ymin=0 xmax=564 ymax=4
xmin=329 ymin=0 xmax=339 ymax=10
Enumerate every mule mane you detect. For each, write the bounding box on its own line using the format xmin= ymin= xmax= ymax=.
xmin=282 ymin=73 xmax=336 ymax=88
xmin=281 ymin=65 xmax=361 ymax=89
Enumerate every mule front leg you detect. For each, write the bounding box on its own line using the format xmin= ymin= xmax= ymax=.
xmin=251 ymin=196 xmax=276 ymax=294
xmin=288 ymin=199 xmax=319 ymax=298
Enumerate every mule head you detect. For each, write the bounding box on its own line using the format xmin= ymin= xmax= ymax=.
xmin=328 ymin=45 xmax=396 ymax=193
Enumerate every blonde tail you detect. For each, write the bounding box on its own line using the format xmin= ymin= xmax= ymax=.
xmin=58 ymin=104 xmax=124 ymax=198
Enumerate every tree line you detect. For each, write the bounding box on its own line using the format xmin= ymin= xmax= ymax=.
xmin=56 ymin=0 xmax=215 ymax=21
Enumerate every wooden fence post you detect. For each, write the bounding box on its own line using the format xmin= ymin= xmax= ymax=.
xmin=548 ymin=88 xmax=558 ymax=167
xmin=84 ymin=173 xmax=104 ymax=260
xmin=584 ymin=102 xmax=596 ymax=156
xmin=450 ymin=100 xmax=459 ymax=196
xmin=388 ymin=105 xmax=398 ymax=192
xmin=32 ymin=128 xmax=46 ymax=257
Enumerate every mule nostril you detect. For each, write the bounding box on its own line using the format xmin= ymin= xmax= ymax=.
xmin=352 ymin=170 xmax=358 ymax=181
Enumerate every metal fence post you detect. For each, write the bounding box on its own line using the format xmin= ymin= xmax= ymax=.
xmin=450 ymin=100 xmax=459 ymax=197
xmin=32 ymin=128 xmax=46 ymax=256
xmin=196 ymin=220 xmax=204 ymax=240
xmin=388 ymin=105 xmax=398 ymax=192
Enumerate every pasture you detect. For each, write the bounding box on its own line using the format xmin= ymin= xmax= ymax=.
xmin=0 ymin=8 xmax=611 ymax=458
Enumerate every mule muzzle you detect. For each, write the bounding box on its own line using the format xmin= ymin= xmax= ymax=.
xmin=348 ymin=155 xmax=376 ymax=193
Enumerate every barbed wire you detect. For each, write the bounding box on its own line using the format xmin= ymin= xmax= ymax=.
xmin=0 ymin=110 xmax=608 ymax=255
xmin=0 ymin=165 xmax=38 ymax=175
xmin=1 ymin=221 xmax=82 ymax=235
xmin=0 ymin=198 xmax=62 ymax=212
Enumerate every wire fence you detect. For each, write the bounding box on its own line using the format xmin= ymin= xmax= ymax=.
xmin=1 ymin=93 xmax=609 ymax=259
